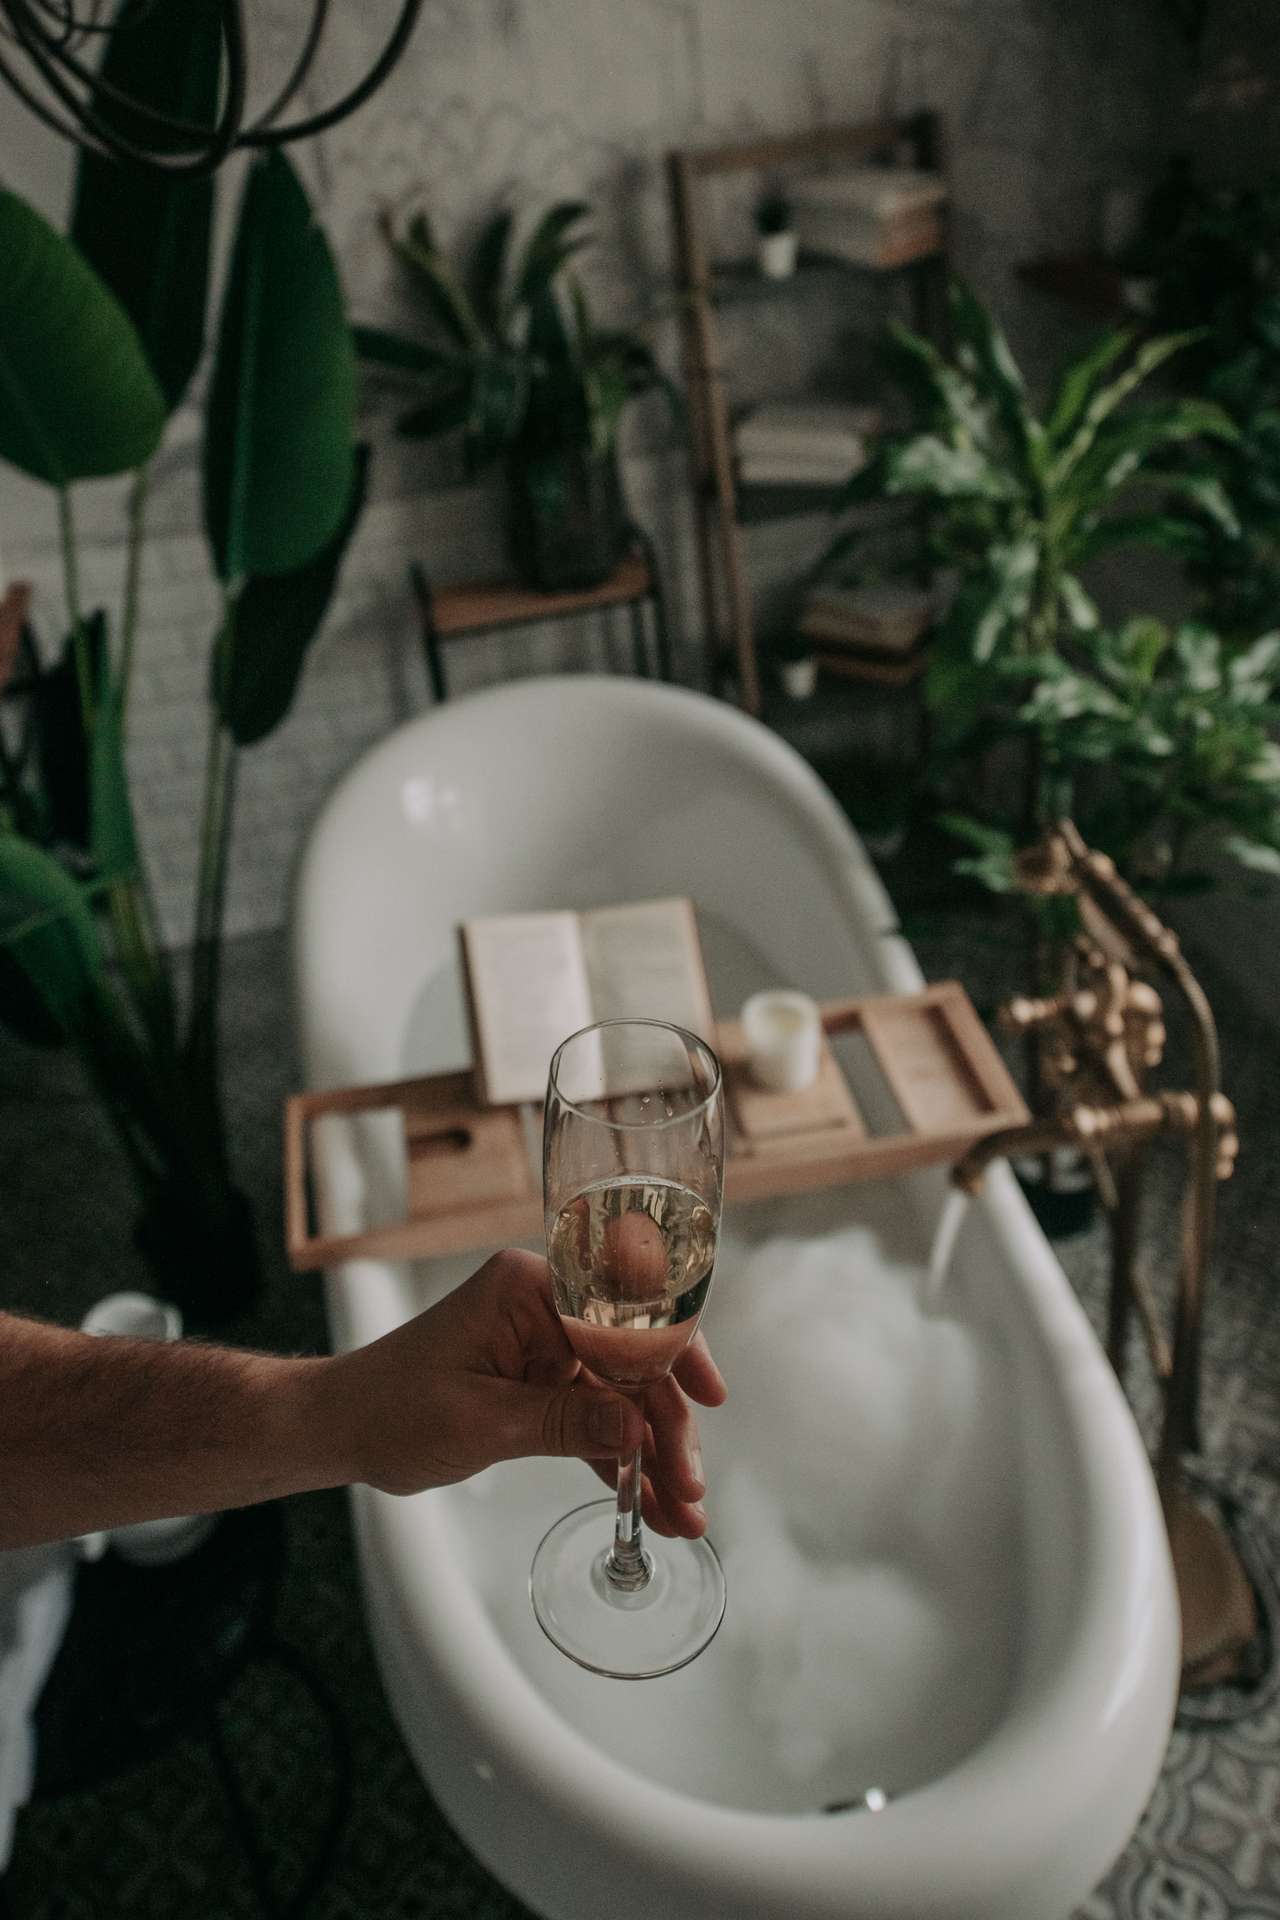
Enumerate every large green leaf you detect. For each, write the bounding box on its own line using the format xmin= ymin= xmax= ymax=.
xmin=511 ymin=202 xmax=590 ymax=312
xmin=353 ymin=324 xmax=456 ymax=382
xmin=949 ymin=279 xmax=1045 ymax=484
xmin=69 ymin=0 xmax=221 ymax=411
xmin=216 ymin=447 xmax=368 ymax=746
xmin=1048 ymin=332 xmax=1202 ymax=492
xmin=90 ymin=656 xmax=140 ymax=884
xmin=1059 ymin=400 xmax=1239 ymax=516
xmin=1044 ymin=329 xmax=1133 ymax=446
xmin=468 ymin=209 xmax=516 ymax=333
xmin=881 ymin=320 xmax=990 ymax=448
xmin=34 ymin=613 xmax=105 ymax=851
xmin=203 ymin=152 xmax=357 ymax=582
xmin=390 ymin=211 xmax=480 ymax=350
xmin=0 ymin=192 xmax=166 ymax=484
xmin=885 ymin=435 xmax=1014 ymax=500
xmin=1069 ymin=512 xmax=1212 ymax=566
xmin=0 ymin=830 xmax=103 ymax=1030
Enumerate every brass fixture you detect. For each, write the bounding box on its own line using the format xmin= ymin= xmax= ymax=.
xmin=953 ymin=820 xmax=1254 ymax=1689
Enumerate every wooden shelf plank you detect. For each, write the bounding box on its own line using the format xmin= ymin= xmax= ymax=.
xmin=428 ymin=552 xmax=653 ymax=639
xmin=812 ymin=644 xmax=929 ymax=689
xmin=710 ymin=245 xmax=943 ymax=306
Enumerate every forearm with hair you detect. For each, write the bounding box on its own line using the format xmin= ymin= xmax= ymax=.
xmin=0 ymin=1312 xmax=351 ymax=1550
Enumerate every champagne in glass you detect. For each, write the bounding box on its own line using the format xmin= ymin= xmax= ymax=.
xmin=531 ymin=1019 xmax=725 ymax=1679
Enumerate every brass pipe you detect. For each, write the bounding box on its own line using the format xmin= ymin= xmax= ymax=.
xmin=951 ymin=1091 xmax=1223 ymax=1197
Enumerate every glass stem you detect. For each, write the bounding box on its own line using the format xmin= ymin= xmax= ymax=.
xmin=605 ymin=1442 xmax=651 ymax=1592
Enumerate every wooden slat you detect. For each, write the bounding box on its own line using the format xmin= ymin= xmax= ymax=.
xmin=687 ymin=117 xmax=904 ymax=177
xmin=429 ymin=553 xmax=651 ymax=638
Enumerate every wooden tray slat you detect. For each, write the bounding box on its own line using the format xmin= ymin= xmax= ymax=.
xmin=284 ymin=982 xmax=1026 ymax=1272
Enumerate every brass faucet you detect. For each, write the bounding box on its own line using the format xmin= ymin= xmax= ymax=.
xmin=951 ymin=821 xmax=1251 ymax=1687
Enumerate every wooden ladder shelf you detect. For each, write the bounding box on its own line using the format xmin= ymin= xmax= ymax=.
xmin=284 ymin=983 xmax=1026 ymax=1272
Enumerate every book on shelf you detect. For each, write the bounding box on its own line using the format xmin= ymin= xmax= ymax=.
xmin=460 ymin=896 xmax=715 ymax=1107
xmin=792 ymin=167 xmax=948 ymax=221
xmin=737 ymin=455 xmax=855 ymax=488
xmin=732 ymin=401 xmax=882 ymax=487
xmin=800 ymin=581 xmax=935 ymax=656
xmin=791 ymin=170 xmax=946 ymax=269
xmin=799 ymin=210 xmax=944 ymax=270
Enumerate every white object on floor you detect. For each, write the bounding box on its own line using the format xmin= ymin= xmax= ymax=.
xmin=0 ymin=1545 xmax=75 ymax=1870
xmin=292 ymin=674 xmax=1178 ymax=1920
xmin=741 ymin=989 xmax=822 ymax=1092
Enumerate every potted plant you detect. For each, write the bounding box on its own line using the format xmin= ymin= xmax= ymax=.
xmin=0 ymin=13 xmax=364 ymax=1327
xmin=755 ymin=184 xmax=798 ymax=280
xmin=357 ymin=202 xmax=677 ymax=591
xmin=823 ymin=280 xmax=1242 ymax=828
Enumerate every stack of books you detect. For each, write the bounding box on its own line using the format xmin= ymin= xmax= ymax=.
xmin=733 ymin=402 xmax=882 ymax=490
xmin=791 ymin=168 xmax=947 ymax=269
xmin=799 ymin=581 xmax=935 ymax=683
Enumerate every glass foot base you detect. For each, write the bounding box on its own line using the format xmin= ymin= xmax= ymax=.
xmin=530 ymin=1498 xmax=726 ymax=1679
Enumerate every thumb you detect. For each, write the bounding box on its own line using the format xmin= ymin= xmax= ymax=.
xmin=490 ymin=1378 xmax=643 ymax=1463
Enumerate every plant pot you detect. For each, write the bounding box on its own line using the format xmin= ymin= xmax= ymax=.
xmin=758 ymin=230 xmax=798 ymax=279
xmin=1013 ymin=1147 xmax=1097 ymax=1240
xmin=133 ymin=1178 xmax=263 ymax=1332
xmin=508 ymin=444 xmax=626 ymax=591
xmin=779 ymin=655 xmax=818 ymax=699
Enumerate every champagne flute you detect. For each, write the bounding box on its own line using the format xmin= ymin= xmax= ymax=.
xmin=531 ymin=1018 xmax=726 ymax=1679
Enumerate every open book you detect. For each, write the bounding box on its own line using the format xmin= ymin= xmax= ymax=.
xmin=460 ymin=897 xmax=715 ymax=1107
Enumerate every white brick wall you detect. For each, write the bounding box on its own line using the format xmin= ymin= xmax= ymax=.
xmin=0 ymin=0 xmax=1179 ymax=946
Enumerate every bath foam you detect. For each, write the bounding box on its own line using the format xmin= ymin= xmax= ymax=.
xmin=700 ymin=1221 xmax=1022 ymax=1796
xmin=440 ymin=1211 xmax=1024 ymax=1814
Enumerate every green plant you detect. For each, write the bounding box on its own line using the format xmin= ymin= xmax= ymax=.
xmin=1139 ymin=174 xmax=1280 ymax=641
xmin=946 ymin=621 xmax=1280 ymax=893
xmin=824 ymin=281 xmax=1240 ymax=806
xmin=356 ymin=199 xmax=676 ymax=465
xmin=0 ymin=9 xmax=363 ymax=1323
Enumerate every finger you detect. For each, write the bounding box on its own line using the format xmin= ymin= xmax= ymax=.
xmin=644 ymin=1374 xmax=706 ymax=1503
xmin=523 ymin=1349 xmax=581 ymax=1391
xmin=672 ymin=1332 xmax=727 ymax=1407
xmin=488 ymin=1378 xmax=645 ymax=1463
xmin=586 ymin=1446 xmax=706 ymax=1539
xmin=642 ymin=1470 xmax=707 ymax=1539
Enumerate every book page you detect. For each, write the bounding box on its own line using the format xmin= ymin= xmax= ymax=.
xmin=462 ymin=912 xmax=594 ymax=1106
xmin=580 ymin=898 xmax=715 ymax=1041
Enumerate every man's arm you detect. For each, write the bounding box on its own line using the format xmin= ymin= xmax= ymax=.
xmin=0 ymin=1311 xmax=340 ymax=1548
xmin=0 ymin=1249 xmax=723 ymax=1551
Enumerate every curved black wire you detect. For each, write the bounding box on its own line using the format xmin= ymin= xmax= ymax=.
xmin=0 ymin=0 xmax=422 ymax=173
xmin=4 ymin=0 xmax=244 ymax=171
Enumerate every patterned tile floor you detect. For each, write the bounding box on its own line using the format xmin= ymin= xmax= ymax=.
xmin=1 ymin=875 xmax=1277 ymax=1919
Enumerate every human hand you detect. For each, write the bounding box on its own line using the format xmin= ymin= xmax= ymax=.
xmin=319 ymin=1249 xmax=726 ymax=1538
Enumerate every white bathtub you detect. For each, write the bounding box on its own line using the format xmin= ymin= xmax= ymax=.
xmin=290 ymin=675 xmax=1177 ymax=1920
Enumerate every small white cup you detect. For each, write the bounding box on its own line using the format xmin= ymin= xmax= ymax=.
xmin=741 ymin=990 xmax=822 ymax=1093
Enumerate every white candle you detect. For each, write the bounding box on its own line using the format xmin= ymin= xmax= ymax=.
xmin=741 ymin=989 xmax=822 ymax=1093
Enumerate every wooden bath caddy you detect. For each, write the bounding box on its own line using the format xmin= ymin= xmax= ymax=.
xmin=284 ymin=982 xmax=1027 ymax=1271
